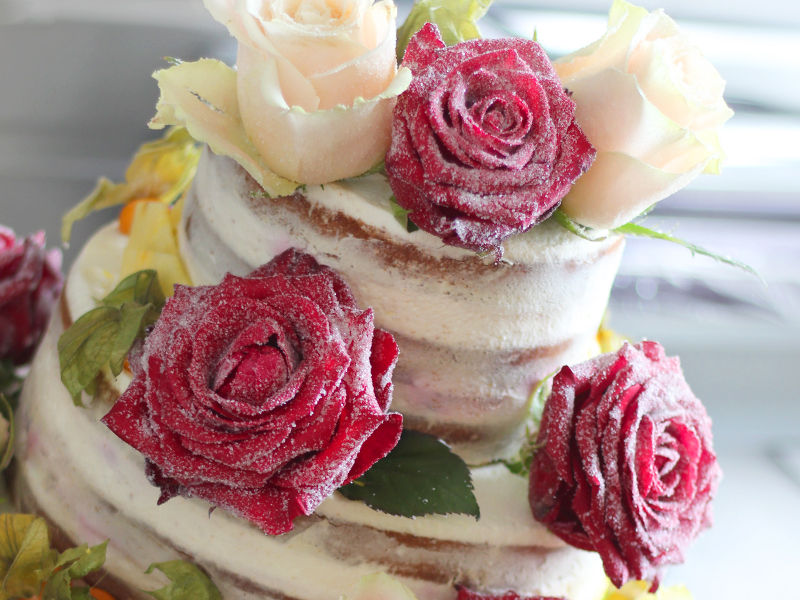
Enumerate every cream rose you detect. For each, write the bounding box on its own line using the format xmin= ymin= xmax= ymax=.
xmin=554 ymin=0 xmax=734 ymax=230
xmin=203 ymin=0 xmax=409 ymax=184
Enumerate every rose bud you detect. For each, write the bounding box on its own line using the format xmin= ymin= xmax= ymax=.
xmin=0 ymin=226 xmax=63 ymax=366
xmin=385 ymin=23 xmax=596 ymax=257
xmin=102 ymin=249 xmax=403 ymax=534
xmin=528 ymin=341 xmax=720 ymax=590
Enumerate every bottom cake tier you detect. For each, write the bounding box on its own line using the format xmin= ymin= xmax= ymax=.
xmin=12 ymin=223 xmax=609 ymax=600
xmin=14 ymin=319 xmax=607 ymax=600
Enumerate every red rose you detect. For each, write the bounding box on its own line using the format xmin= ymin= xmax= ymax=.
xmin=528 ymin=342 xmax=720 ymax=589
xmin=457 ymin=586 xmax=562 ymax=600
xmin=385 ymin=24 xmax=595 ymax=256
xmin=0 ymin=227 xmax=63 ymax=365
xmin=102 ymin=249 xmax=403 ymax=534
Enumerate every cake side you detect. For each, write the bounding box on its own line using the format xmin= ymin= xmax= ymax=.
xmin=180 ymin=149 xmax=625 ymax=462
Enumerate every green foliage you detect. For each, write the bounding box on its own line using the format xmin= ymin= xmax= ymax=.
xmin=40 ymin=542 xmax=108 ymax=600
xmin=0 ymin=396 xmax=15 ymax=472
xmin=58 ymin=270 xmax=165 ymax=405
xmin=552 ymin=208 xmax=762 ymax=281
xmin=339 ymin=430 xmax=480 ymax=518
xmin=388 ymin=196 xmax=420 ymax=233
xmin=144 ymin=561 xmax=222 ymax=600
xmin=396 ymin=0 xmax=496 ymax=62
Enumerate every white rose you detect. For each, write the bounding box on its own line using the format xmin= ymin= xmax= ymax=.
xmin=554 ymin=0 xmax=734 ymax=230
xmin=203 ymin=0 xmax=409 ymax=185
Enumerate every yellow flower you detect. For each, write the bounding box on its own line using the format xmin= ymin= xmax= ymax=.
xmin=604 ymin=580 xmax=695 ymax=600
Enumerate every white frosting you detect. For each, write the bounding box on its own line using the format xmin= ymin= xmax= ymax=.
xmin=182 ymin=149 xmax=624 ymax=352
xmin=14 ymin=223 xmax=609 ymax=600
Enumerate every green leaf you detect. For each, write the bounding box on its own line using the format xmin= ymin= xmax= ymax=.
xmin=101 ymin=270 xmax=165 ymax=310
xmin=65 ymin=541 xmax=107 ymax=580
xmin=58 ymin=306 xmax=121 ymax=404
xmin=0 ymin=515 xmax=56 ymax=600
xmin=0 ymin=363 xmax=23 ymax=407
xmin=70 ymin=586 xmax=92 ymax=600
xmin=397 ymin=0 xmax=495 ymax=62
xmin=58 ymin=270 xmax=166 ymax=404
xmin=338 ymin=430 xmax=480 ymax=519
xmin=144 ymin=561 xmax=222 ymax=600
xmin=497 ymin=372 xmax=554 ymax=478
xmin=351 ymin=161 xmax=386 ymax=179
xmin=42 ymin=541 xmax=107 ymax=600
xmin=614 ymin=222 xmax=763 ymax=282
xmin=552 ymin=209 xmax=763 ymax=282
xmin=388 ymin=196 xmax=420 ymax=234
xmin=552 ymin=208 xmax=609 ymax=242
xmin=109 ymin=303 xmax=159 ymax=377
xmin=0 ymin=395 xmax=16 ymax=471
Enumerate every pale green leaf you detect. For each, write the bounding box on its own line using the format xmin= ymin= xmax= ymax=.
xmin=552 ymin=208 xmax=609 ymax=241
xmin=149 ymin=59 xmax=299 ymax=199
xmin=614 ymin=222 xmax=763 ymax=282
xmin=388 ymin=196 xmax=419 ymax=233
xmin=101 ymin=270 xmax=165 ymax=310
xmin=65 ymin=541 xmax=107 ymax=580
xmin=397 ymin=0 xmax=496 ymax=61
xmin=109 ymin=303 xmax=157 ymax=376
xmin=0 ymin=395 xmax=15 ymax=471
xmin=58 ymin=307 xmax=121 ymax=403
xmin=144 ymin=561 xmax=222 ymax=600
xmin=1 ymin=516 xmax=56 ymax=600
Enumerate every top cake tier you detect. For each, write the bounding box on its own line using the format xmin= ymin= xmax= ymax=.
xmin=180 ymin=148 xmax=624 ymax=463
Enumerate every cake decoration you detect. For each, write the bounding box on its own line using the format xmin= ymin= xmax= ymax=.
xmin=385 ymin=24 xmax=596 ymax=256
xmin=528 ymin=341 xmax=720 ymax=590
xmin=339 ymin=428 xmax=480 ymax=518
xmin=61 ymin=127 xmax=200 ymax=244
xmin=7 ymin=0 xmax=741 ymax=597
xmin=0 ymin=227 xmax=63 ymax=366
xmin=58 ymin=270 xmax=166 ymax=405
xmin=554 ymin=0 xmax=734 ymax=231
xmin=148 ymin=0 xmax=413 ymax=193
xmin=101 ymin=249 xmax=404 ymax=534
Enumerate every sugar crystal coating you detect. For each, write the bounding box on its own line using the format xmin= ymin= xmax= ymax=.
xmin=386 ymin=24 xmax=596 ymax=257
xmin=102 ymin=248 xmax=403 ymax=534
xmin=528 ymin=341 xmax=720 ymax=589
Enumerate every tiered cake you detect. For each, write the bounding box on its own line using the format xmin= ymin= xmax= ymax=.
xmin=12 ymin=0 xmax=730 ymax=599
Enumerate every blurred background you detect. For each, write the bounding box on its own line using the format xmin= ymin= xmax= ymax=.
xmin=0 ymin=0 xmax=798 ymax=597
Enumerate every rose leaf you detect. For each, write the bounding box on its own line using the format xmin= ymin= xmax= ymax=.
xmin=59 ymin=270 xmax=166 ymax=405
xmin=143 ymin=561 xmax=222 ymax=600
xmin=614 ymin=222 xmax=763 ymax=282
xmin=388 ymin=196 xmax=420 ymax=233
xmin=397 ymin=0 xmax=496 ymax=62
xmin=339 ymin=430 xmax=480 ymax=519
xmin=102 ymin=270 xmax=165 ymax=311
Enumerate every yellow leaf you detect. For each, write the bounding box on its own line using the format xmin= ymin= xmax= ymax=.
xmin=62 ymin=127 xmax=200 ymax=243
xmin=121 ymin=202 xmax=191 ymax=297
xmin=0 ymin=515 xmax=56 ymax=600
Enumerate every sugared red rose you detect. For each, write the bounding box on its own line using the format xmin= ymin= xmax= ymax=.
xmin=0 ymin=227 xmax=63 ymax=365
xmin=385 ymin=24 xmax=595 ymax=256
xmin=102 ymin=249 xmax=403 ymax=534
xmin=528 ymin=341 xmax=719 ymax=589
